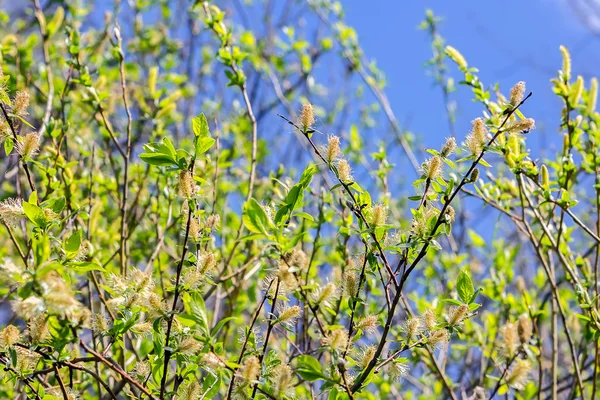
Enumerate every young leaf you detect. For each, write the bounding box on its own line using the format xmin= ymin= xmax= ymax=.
xmin=457 ymin=269 xmax=475 ymax=304
xmin=64 ymin=230 xmax=82 ymax=253
xmin=192 ymin=113 xmax=210 ymax=138
xmin=296 ymin=355 xmax=327 ymax=382
xmin=242 ymin=198 xmax=274 ymax=236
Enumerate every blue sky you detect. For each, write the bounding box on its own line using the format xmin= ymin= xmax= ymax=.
xmin=343 ymin=0 xmax=600 ymax=153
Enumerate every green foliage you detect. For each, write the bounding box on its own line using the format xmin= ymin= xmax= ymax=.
xmin=0 ymin=2 xmax=598 ymax=400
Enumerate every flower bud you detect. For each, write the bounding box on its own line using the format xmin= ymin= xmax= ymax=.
xmin=506 ymin=153 xmax=516 ymax=168
xmin=540 ymin=165 xmax=550 ymax=189
xmin=445 ymin=46 xmax=468 ymax=69
xmin=560 ymin=45 xmax=571 ymax=82
xmin=469 ymin=168 xmax=479 ymax=183
xmin=588 ymin=77 xmax=598 ymax=113
xmin=440 ymin=137 xmax=457 ymax=157
xmin=570 ymin=75 xmax=584 ymax=105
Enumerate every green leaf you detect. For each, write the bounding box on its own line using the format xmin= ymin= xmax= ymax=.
xmin=139 ymin=139 xmax=179 ymax=166
xmin=210 ymin=317 xmax=237 ymax=337
xmin=467 ymin=229 xmax=486 ymax=247
xmin=195 ymin=137 xmax=215 ymax=155
xmin=440 ymin=298 xmax=463 ymax=306
xmin=242 ymin=198 xmax=274 ymax=236
xmin=184 ymin=292 xmax=210 ymax=336
xmin=4 ymin=137 xmax=13 ymax=155
xmin=29 ymin=191 xmax=38 ymax=205
xmin=65 ymin=230 xmax=82 ymax=253
xmin=192 ymin=113 xmax=210 ymax=138
xmin=457 ymin=269 xmax=475 ymax=304
xmin=139 ymin=152 xmax=177 ymax=166
xmin=298 ymin=164 xmax=318 ymax=188
xmin=294 ymin=211 xmax=314 ymax=221
xmin=70 ymin=261 xmax=106 ymax=273
xmin=296 ymin=355 xmax=327 ymax=382
xmin=46 ymin=7 xmax=65 ymax=38
xmin=22 ymin=202 xmax=44 ymax=226
xmin=49 ymin=197 xmax=66 ymax=214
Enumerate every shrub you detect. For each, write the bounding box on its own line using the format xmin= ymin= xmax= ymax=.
xmin=0 ymin=2 xmax=598 ymax=400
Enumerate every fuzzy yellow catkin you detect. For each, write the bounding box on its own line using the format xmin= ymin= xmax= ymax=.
xmin=370 ymin=203 xmax=388 ymax=227
xmin=448 ymin=304 xmax=469 ymax=325
xmin=300 ymin=102 xmax=315 ymax=132
xmin=205 ymin=214 xmax=220 ymax=230
xmin=12 ymin=90 xmax=30 ymax=116
xmin=560 ymin=45 xmax=571 ymax=81
xmin=388 ymin=360 xmax=409 ymax=381
xmin=424 ymin=155 xmax=443 ymax=180
xmin=403 ymin=317 xmax=423 ymax=341
xmin=16 ymin=132 xmax=40 ymax=159
xmin=188 ymin=217 xmax=201 ymax=241
xmin=501 ymin=322 xmax=519 ymax=357
xmin=0 ymin=325 xmax=20 ymax=347
xmin=517 ymin=314 xmax=533 ymax=344
xmin=445 ymin=45 xmax=468 ymax=69
xmin=197 ymin=252 xmax=216 ymax=275
xmin=202 ymin=352 xmax=225 ymax=370
xmin=12 ymin=296 xmax=45 ymax=320
xmin=323 ymin=328 xmax=349 ymax=351
xmin=466 ymin=118 xmax=488 ymax=155
xmin=429 ymin=328 xmax=449 ymax=348
xmin=313 ymin=282 xmax=337 ymax=306
xmin=343 ymin=270 xmax=359 ymax=297
xmin=178 ymin=170 xmax=196 ymax=199
xmin=0 ymin=198 xmax=25 ymax=226
xmin=287 ymin=248 xmax=308 ymax=270
xmin=277 ymin=305 xmax=302 ymax=325
xmin=509 ymin=81 xmax=526 ymax=106
xmin=505 ymin=118 xmax=535 ymax=134
xmin=272 ymin=364 xmax=294 ymax=395
xmin=355 ymin=314 xmax=379 ymax=334
xmin=571 ymin=75 xmax=584 ymax=105
xmin=130 ymin=322 xmax=152 ymax=336
xmin=28 ymin=315 xmax=49 ymax=344
xmin=239 ymin=355 xmax=260 ymax=383
xmin=589 ymin=77 xmax=598 ymax=113
xmin=506 ymin=359 xmax=531 ymax=390
xmin=326 ymin=135 xmax=341 ymax=163
xmin=176 ymin=381 xmax=202 ymax=400
xmin=337 ymin=158 xmax=353 ymax=183
xmin=132 ymin=360 xmax=150 ymax=378
xmin=422 ymin=309 xmax=438 ymax=330
xmin=176 ymin=337 xmax=202 ymax=355
xmin=358 ymin=345 xmax=376 ymax=369
xmin=15 ymin=347 xmax=40 ymax=372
